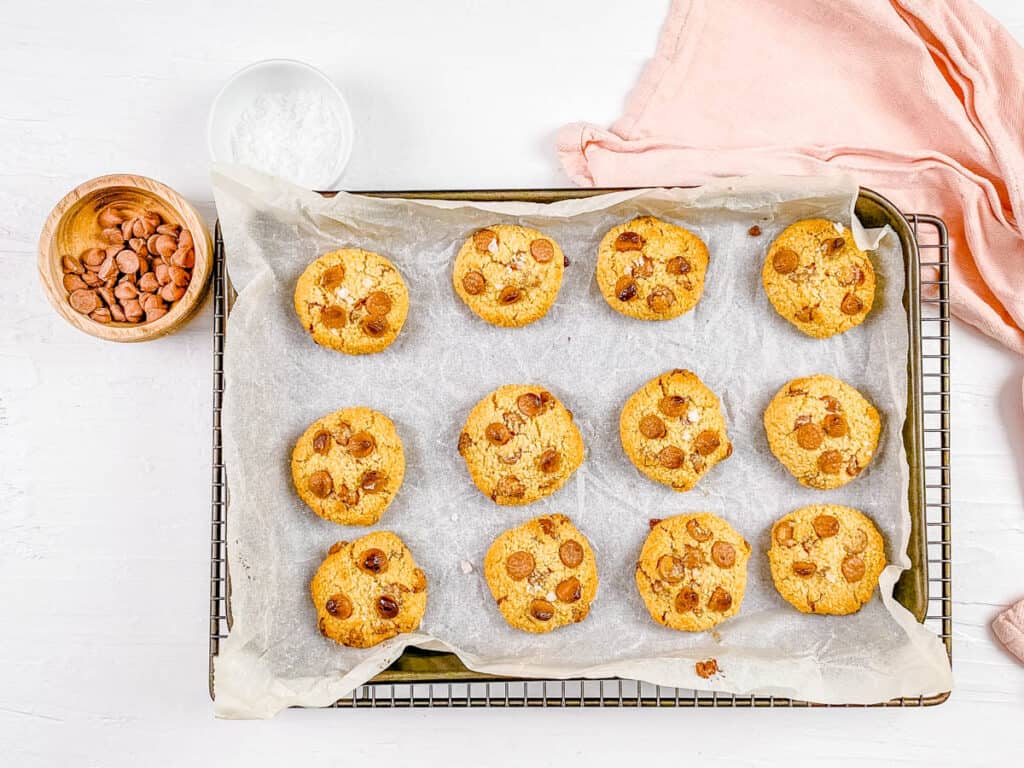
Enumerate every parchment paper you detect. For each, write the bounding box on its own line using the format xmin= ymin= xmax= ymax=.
xmin=211 ymin=165 xmax=952 ymax=718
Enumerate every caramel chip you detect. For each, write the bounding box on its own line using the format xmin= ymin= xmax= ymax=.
xmin=312 ymin=430 xmax=332 ymax=454
xmin=307 ymin=470 xmax=334 ymax=498
xmin=361 ymin=316 xmax=389 ymax=337
xmin=359 ymin=470 xmax=386 ymax=493
xmin=321 ymin=264 xmax=346 ymax=292
xmin=658 ymin=445 xmax=685 ymax=469
xmin=505 ymin=551 xmax=535 ymax=581
xmin=686 ymin=518 xmax=713 ymax=542
xmin=614 ymin=276 xmax=638 ymax=302
xmin=823 ymin=413 xmax=848 ymax=438
xmin=321 ymin=305 xmax=347 ymax=329
xmin=772 ymin=248 xmax=799 ymax=274
xmin=695 ymin=659 xmax=719 ymax=678
xmin=658 ymin=395 xmax=687 ymax=417
xmin=614 ymin=231 xmax=644 ymax=251
xmin=675 ymin=588 xmax=699 ymax=613
xmin=694 ymin=430 xmax=721 ymax=456
xmin=795 ymin=422 xmax=824 ymax=450
xmin=347 ymin=431 xmax=376 ymax=458
xmin=485 ymin=422 xmax=512 ymax=446
xmin=841 ymin=293 xmax=864 ymax=315
xmin=473 ymin=229 xmax=497 ymax=253
xmin=376 ymin=595 xmax=400 ymax=619
xmin=708 ymin=587 xmax=733 ymax=613
xmin=559 ymin=539 xmax=584 ymax=568
xmin=498 ymin=286 xmax=522 ymax=305
xmin=516 ymin=392 xmax=544 ymax=417
xmin=813 ymin=514 xmax=840 ymax=538
xmin=647 ymin=285 xmax=676 ymax=312
xmin=792 ymin=561 xmax=817 ymax=577
xmin=494 ymin=475 xmax=525 ymax=500
xmin=842 ymin=555 xmax=866 ymax=583
xmin=711 ymin=541 xmax=736 ymax=568
xmin=639 ymin=414 xmax=667 ymax=439
xmin=462 ymin=270 xmax=485 ymax=295
xmin=774 ymin=521 xmax=795 ymax=546
xmin=537 ymin=449 xmax=561 ymax=474
xmin=325 ymin=594 xmax=353 ymax=619
xmin=530 ymin=599 xmax=555 ymax=621
xmin=529 ymin=238 xmax=554 ymax=264
xmin=795 ymin=305 xmax=817 ymax=323
xmin=359 ymin=548 xmax=388 ymax=575
xmin=365 ymin=291 xmax=392 ymax=316
xmin=817 ymin=450 xmax=844 ymax=475
xmin=555 ymin=577 xmax=581 ymax=603
xmin=658 ymin=555 xmax=687 ymax=583
xmin=666 ymin=256 xmax=691 ymax=275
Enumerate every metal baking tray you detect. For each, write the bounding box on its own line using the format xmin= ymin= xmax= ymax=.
xmin=209 ymin=188 xmax=952 ymax=707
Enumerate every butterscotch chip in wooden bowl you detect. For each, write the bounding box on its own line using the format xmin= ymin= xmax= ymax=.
xmin=38 ymin=174 xmax=212 ymax=342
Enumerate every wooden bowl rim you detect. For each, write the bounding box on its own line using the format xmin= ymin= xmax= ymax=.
xmin=37 ymin=173 xmax=213 ymax=343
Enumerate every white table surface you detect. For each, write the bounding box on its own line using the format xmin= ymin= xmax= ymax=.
xmin=3 ymin=1 xmax=1023 ymax=765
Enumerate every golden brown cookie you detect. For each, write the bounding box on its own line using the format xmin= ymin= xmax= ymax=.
xmin=768 ymin=505 xmax=886 ymax=615
xmin=636 ymin=513 xmax=751 ymax=632
xmin=619 ymin=369 xmax=732 ymax=492
xmin=311 ymin=531 xmax=427 ymax=648
xmin=483 ymin=514 xmax=598 ymax=633
xmin=452 ymin=224 xmax=565 ymax=327
xmin=458 ymin=385 xmax=584 ymax=505
xmin=596 ymin=216 xmax=709 ymax=321
xmin=763 ymin=374 xmax=880 ymax=490
xmin=762 ymin=219 xmax=875 ymax=338
xmin=291 ymin=407 xmax=405 ymax=525
xmin=294 ymin=248 xmax=409 ymax=354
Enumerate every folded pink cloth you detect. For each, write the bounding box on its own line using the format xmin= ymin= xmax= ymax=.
xmin=557 ymin=0 xmax=1024 ymax=354
xmin=993 ymin=599 xmax=1024 ymax=663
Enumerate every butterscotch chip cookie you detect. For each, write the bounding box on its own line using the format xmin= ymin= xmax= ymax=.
xmin=294 ymin=249 xmax=409 ymax=354
xmin=311 ymin=531 xmax=427 ymax=648
xmin=762 ymin=219 xmax=876 ymax=338
xmin=768 ymin=505 xmax=886 ymax=615
xmin=596 ymin=216 xmax=709 ymax=321
xmin=763 ymin=374 xmax=880 ymax=490
xmin=636 ymin=513 xmax=751 ymax=632
xmin=291 ymin=407 xmax=405 ymax=525
xmin=452 ymin=225 xmax=565 ymax=327
xmin=483 ymin=514 xmax=598 ymax=633
xmin=619 ymin=369 xmax=732 ymax=492
xmin=458 ymin=385 xmax=584 ymax=505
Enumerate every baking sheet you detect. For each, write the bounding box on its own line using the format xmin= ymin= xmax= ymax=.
xmin=211 ymin=165 xmax=952 ymax=718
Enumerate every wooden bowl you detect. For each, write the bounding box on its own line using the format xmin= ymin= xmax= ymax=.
xmin=38 ymin=174 xmax=213 ymax=342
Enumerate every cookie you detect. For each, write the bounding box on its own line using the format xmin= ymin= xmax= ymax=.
xmin=636 ymin=513 xmax=751 ymax=632
xmin=311 ymin=531 xmax=427 ymax=648
xmin=762 ymin=219 xmax=876 ymax=338
xmin=619 ymin=369 xmax=732 ymax=492
xmin=294 ymin=248 xmax=409 ymax=354
xmin=291 ymin=407 xmax=405 ymax=525
xmin=596 ymin=216 xmax=709 ymax=321
xmin=768 ymin=505 xmax=886 ymax=615
xmin=458 ymin=385 xmax=584 ymax=505
xmin=483 ymin=514 xmax=598 ymax=633
xmin=452 ymin=225 xmax=565 ymax=327
xmin=763 ymin=374 xmax=880 ymax=490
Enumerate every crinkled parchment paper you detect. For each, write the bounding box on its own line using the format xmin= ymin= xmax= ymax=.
xmin=211 ymin=165 xmax=951 ymax=718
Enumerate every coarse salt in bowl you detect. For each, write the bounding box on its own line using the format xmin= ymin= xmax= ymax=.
xmin=208 ymin=59 xmax=354 ymax=190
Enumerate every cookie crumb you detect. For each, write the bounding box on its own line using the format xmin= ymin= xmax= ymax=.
xmin=695 ymin=659 xmax=719 ymax=679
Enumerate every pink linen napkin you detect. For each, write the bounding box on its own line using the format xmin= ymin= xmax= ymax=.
xmin=993 ymin=599 xmax=1024 ymax=663
xmin=557 ymin=0 xmax=1024 ymax=354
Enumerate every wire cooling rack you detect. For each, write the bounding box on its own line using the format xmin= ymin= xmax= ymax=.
xmin=208 ymin=214 xmax=952 ymax=708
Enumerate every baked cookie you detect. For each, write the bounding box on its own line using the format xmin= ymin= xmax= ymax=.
xmin=768 ymin=505 xmax=886 ymax=615
xmin=458 ymin=385 xmax=584 ymax=505
xmin=294 ymin=249 xmax=409 ymax=354
xmin=763 ymin=374 xmax=880 ymax=490
xmin=596 ymin=216 xmax=709 ymax=321
xmin=452 ymin=224 xmax=565 ymax=327
xmin=483 ymin=514 xmax=598 ymax=633
xmin=762 ymin=219 xmax=875 ymax=338
xmin=311 ymin=531 xmax=427 ymax=648
xmin=619 ymin=369 xmax=732 ymax=492
xmin=291 ymin=407 xmax=405 ymax=525
xmin=636 ymin=513 xmax=751 ymax=632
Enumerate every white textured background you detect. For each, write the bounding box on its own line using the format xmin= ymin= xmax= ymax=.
xmin=1 ymin=1 xmax=1022 ymax=765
